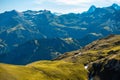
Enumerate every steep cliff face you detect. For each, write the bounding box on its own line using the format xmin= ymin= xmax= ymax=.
xmin=88 ymin=51 xmax=120 ymax=80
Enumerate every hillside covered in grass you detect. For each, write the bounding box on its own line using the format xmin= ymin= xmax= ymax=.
xmin=0 ymin=61 xmax=88 ymax=80
xmin=0 ymin=35 xmax=120 ymax=80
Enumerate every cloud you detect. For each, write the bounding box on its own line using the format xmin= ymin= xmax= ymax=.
xmin=32 ymin=0 xmax=120 ymax=13
xmin=54 ymin=0 xmax=93 ymax=5
xmin=34 ymin=0 xmax=120 ymax=5
xmin=34 ymin=0 xmax=94 ymax=5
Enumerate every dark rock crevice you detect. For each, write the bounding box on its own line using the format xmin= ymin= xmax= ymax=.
xmin=88 ymin=59 xmax=120 ymax=80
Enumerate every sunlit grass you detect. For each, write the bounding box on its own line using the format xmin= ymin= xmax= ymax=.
xmin=0 ymin=60 xmax=88 ymax=80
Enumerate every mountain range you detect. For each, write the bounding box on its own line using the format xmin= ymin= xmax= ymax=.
xmin=0 ymin=3 xmax=120 ymax=64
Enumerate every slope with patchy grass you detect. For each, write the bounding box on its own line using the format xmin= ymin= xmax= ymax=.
xmin=55 ymin=35 xmax=120 ymax=65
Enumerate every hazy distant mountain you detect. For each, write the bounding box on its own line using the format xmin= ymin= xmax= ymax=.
xmin=0 ymin=4 xmax=120 ymax=64
xmin=0 ymin=38 xmax=81 ymax=64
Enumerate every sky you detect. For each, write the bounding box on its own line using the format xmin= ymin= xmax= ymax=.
xmin=0 ymin=0 xmax=120 ymax=13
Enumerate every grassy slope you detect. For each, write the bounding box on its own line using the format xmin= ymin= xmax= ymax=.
xmin=0 ymin=61 xmax=88 ymax=80
xmin=55 ymin=35 xmax=120 ymax=65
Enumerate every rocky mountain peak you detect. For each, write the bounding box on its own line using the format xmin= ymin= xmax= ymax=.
xmin=111 ymin=3 xmax=120 ymax=10
xmin=87 ymin=5 xmax=96 ymax=13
